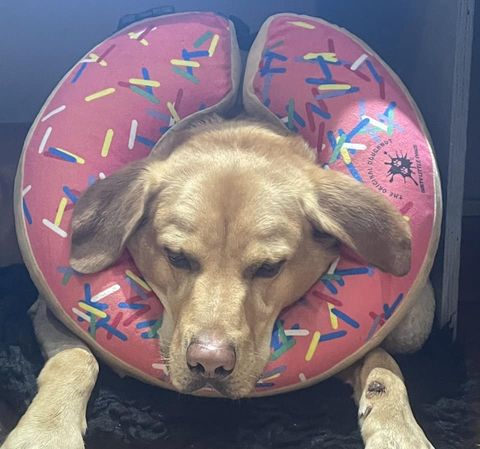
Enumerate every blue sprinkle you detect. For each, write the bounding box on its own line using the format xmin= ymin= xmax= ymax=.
xmin=346 ymin=117 xmax=370 ymax=141
xmin=97 ymin=319 xmax=128 ymax=341
xmin=47 ymin=147 xmax=76 ymax=163
xmin=310 ymin=103 xmax=331 ymax=120
xmin=136 ymin=135 xmax=156 ymax=148
xmin=331 ymin=309 xmax=360 ymax=328
xmin=119 ymin=302 xmax=146 ymax=310
xmin=346 ymin=163 xmax=363 ymax=182
xmin=385 ymin=101 xmax=397 ymax=113
xmin=264 ymin=51 xmax=288 ymax=61
xmin=22 ymin=199 xmax=32 ymax=224
xmin=319 ymin=330 xmax=347 ymax=342
xmin=327 ymin=130 xmax=337 ymax=149
xmin=84 ymin=283 xmax=92 ymax=302
xmin=335 ymin=267 xmax=370 ymax=276
xmin=384 ymin=293 xmax=403 ymax=318
xmin=261 ymin=66 xmax=286 ymax=77
xmin=125 ymin=277 xmax=149 ymax=300
xmin=136 ymin=320 xmax=157 ymax=329
xmin=63 ymin=186 xmax=78 ymax=203
xmin=183 ymin=49 xmax=209 ymax=59
xmin=141 ymin=67 xmax=153 ymax=95
xmin=293 ymin=110 xmax=306 ymax=127
xmin=321 ymin=279 xmax=338 ymax=294
xmin=147 ymin=109 xmax=170 ymax=122
xmin=316 ymin=56 xmax=332 ymax=80
xmin=141 ymin=331 xmax=158 ymax=339
xmin=71 ymin=62 xmax=87 ymax=84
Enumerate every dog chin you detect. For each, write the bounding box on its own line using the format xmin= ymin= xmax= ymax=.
xmin=177 ymin=378 xmax=255 ymax=399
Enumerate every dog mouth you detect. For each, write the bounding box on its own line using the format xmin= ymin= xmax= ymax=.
xmin=180 ymin=377 xmax=237 ymax=398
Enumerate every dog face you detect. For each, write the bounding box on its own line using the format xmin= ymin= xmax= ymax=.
xmin=70 ymin=117 xmax=411 ymax=398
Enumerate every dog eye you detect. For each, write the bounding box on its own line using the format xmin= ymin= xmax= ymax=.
xmin=254 ymin=260 xmax=286 ymax=278
xmin=164 ymin=247 xmax=192 ymax=270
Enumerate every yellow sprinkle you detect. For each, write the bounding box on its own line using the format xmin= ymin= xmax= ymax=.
xmin=166 ymin=101 xmax=180 ymax=123
xmin=128 ymin=31 xmax=141 ymax=39
xmin=170 ymin=59 xmax=200 ymax=68
xmin=305 ymin=331 xmax=321 ymax=361
xmin=101 ymin=128 xmax=114 ymax=158
xmin=55 ymin=147 xmax=85 ymax=164
xmin=85 ymin=88 xmax=116 ymax=102
xmin=140 ymin=39 xmax=149 ymax=46
xmin=208 ymin=34 xmax=220 ymax=57
xmin=79 ymin=302 xmax=107 ymax=318
xmin=89 ymin=53 xmax=107 ymax=67
xmin=54 ymin=197 xmax=68 ymax=227
xmin=318 ymin=84 xmax=352 ymax=91
xmin=328 ymin=303 xmax=339 ymax=330
xmin=340 ymin=147 xmax=352 ymax=164
xmin=128 ymin=78 xmax=161 ymax=87
xmin=288 ymin=21 xmax=315 ymax=29
xmin=126 ymin=270 xmax=152 ymax=291
xmin=304 ymin=52 xmax=337 ymax=62
xmin=403 ymin=215 xmax=410 ymax=222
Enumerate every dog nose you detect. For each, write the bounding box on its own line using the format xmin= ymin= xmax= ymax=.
xmin=186 ymin=335 xmax=236 ymax=379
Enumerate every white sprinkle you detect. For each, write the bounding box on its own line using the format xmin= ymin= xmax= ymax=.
xmin=328 ymin=257 xmax=340 ymax=274
xmin=99 ymin=172 xmax=106 ymax=180
xmin=284 ymin=329 xmax=310 ymax=337
xmin=90 ymin=284 xmax=121 ymax=303
xmin=78 ymin=58 xmax=95 ymax=64
xmin=128 ymin=119 xmax=138 ymax=150
xmin=299 ymin=373 xmax=307 ymax=382
xmin=152 ymin=363 xmax=169 ymax=374
xmin=342 ymin=142 xmax=367 ymax=151
xmin=350 ymin=53 xmax=368 ymax=71
xmin=22 ymin=185 xmax=32 ymax=196
xmin=42 ymin=218 xmax=68 ymax=238
xmin=38 ymin=126 xmax=52 ymax=154
xmin=72 ymin=307 xmax=91 ymax=322
xmin=41 ymin=105 xmax=66 ymax=122
xmin=362 ymin=115 xmax=388 ymax=132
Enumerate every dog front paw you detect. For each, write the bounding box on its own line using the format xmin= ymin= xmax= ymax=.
xmin=1 ymin=424 xmax=84 ymax=449
xmin=359 ymin=368 xmax=434 ymax=449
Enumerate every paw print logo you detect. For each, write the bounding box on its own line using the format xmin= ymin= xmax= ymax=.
xmin=384 ymin=151 xmax=418 ymax=186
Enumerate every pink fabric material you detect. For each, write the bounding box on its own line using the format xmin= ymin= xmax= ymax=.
xmin=20 ymin=13 xmax=235 ymax=385
xmin=19 ymin=13 xmax=436 ymax=395
xmin=248 ymin=15 xmax=436 ymax=390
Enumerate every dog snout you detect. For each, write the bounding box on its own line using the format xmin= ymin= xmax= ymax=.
xmin=186 ymin=333 xmax=236 ymax=379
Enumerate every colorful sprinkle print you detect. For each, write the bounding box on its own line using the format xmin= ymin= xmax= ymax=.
xmin=17 ymin=13 xmax=437 ymax=396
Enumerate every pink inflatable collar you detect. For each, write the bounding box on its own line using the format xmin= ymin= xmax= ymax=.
xmin=16 ymin=13 xmax=439 ymax=396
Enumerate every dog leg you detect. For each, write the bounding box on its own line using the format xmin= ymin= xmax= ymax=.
xmin=340 ymin=348 xmax=434 ymax=449
xmin=382 ymin=280 xmax=435 ymax=354
xmin=1 ymin=298 xmax=98 ymax=449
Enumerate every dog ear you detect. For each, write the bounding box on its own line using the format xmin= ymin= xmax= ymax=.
xmin=303 ymin=168 xmax=411 ymax=276
xmin=70 ymin=160 xmax=157 ymax=274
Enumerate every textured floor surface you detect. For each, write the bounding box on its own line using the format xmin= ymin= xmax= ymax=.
xmin=0 ymin=264 xmax=478 ymax=449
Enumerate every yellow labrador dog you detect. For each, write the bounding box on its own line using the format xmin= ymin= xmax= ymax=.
xmin=3 ymin=115 xmax=435 ymax=449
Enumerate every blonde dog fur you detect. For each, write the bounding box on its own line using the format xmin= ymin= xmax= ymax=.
xmin=3 ymin=115 xmax=435 ymax=449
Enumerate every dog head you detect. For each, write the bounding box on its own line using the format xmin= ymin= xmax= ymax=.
xmin=70 ymin=116 xmax=410 ymax=398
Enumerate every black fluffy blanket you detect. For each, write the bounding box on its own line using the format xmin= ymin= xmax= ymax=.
xmin=0 ymin=264 xmax=477 ymax=448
